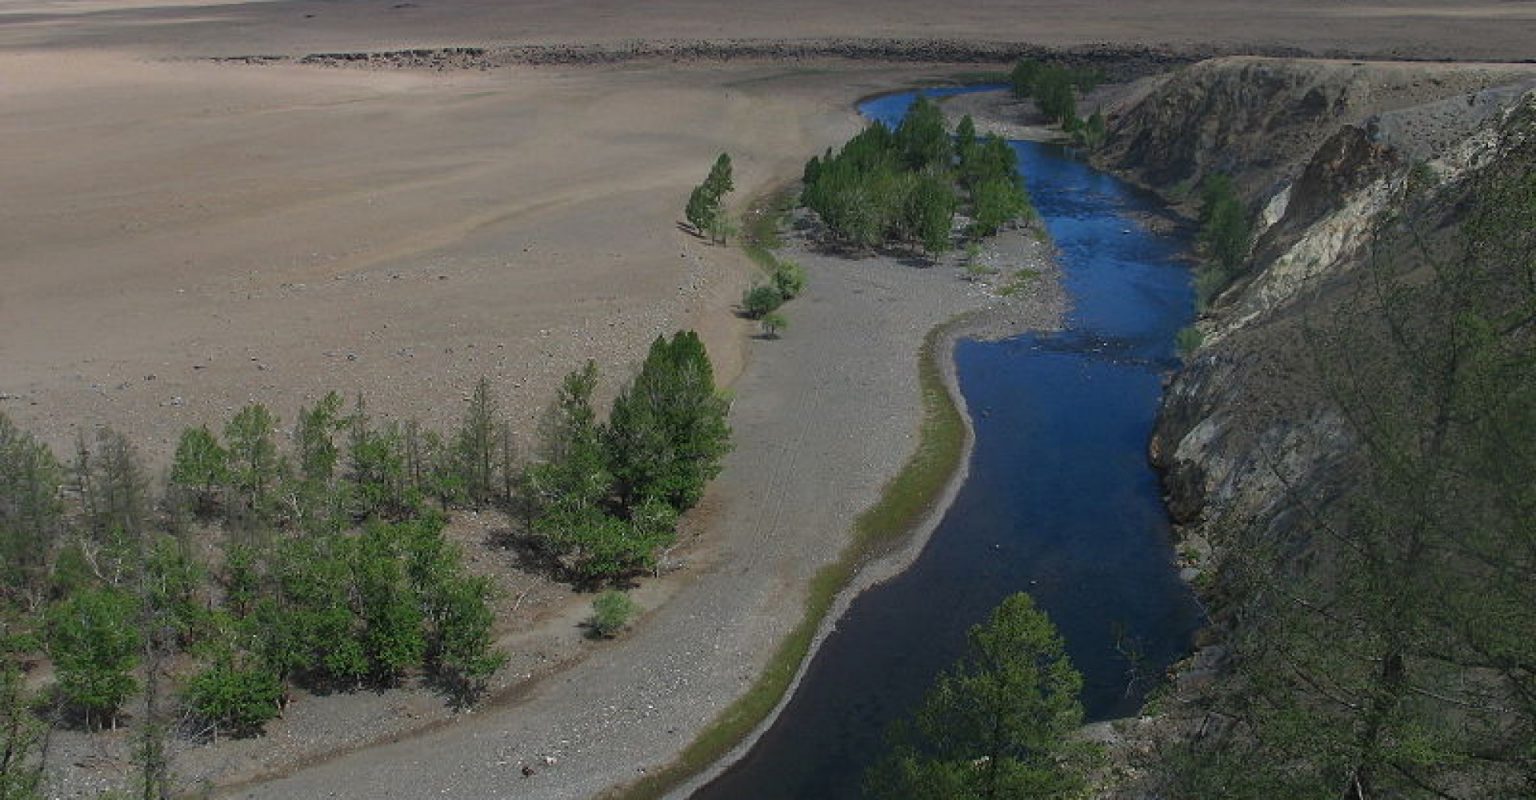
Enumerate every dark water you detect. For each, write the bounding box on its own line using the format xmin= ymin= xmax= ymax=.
xmin=693 ymin=88 xmax=1205 ymax=800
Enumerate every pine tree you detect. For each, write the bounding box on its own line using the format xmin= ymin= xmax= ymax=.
xmin=454 ymin=377 xmax=499 ymax=508
xmin=866 ymin=593 xmax=1097 ymax=800
xmin=604 ymin=332 xmax=732 ymax=512
xmin=0 ymin=413 xmax=63 ymax=608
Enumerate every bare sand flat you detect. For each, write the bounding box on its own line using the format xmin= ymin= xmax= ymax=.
xmin=3 ymin=0 xmax=1534 ymax=60
xmin=0 ymin=52 xmax=885 ymax=462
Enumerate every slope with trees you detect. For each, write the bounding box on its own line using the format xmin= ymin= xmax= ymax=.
xmin=0 ymin=331 xmax=730 ymax=791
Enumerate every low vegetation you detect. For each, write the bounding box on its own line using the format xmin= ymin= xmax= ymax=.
xmin=589 ymin=591 xmax=637 ymax=639
xmin=1187 ymin=173 xmax=1254 ymax=309
xmin=0 ymin=329 xmax=730 ymax=791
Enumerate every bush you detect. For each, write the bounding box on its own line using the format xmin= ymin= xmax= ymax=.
xmin=742 ymin=284 xmax=786 ymax=319
xmin=770 ymin=261 xmax=807 ymax=300
xmin=48 ymin=588 xmax=140 ymax=729
xmin=185 ymin=651 xmax=283 ymax=740
xmin=431 ymin=574 xmax=505 ymax=704
xmin=589 ymin=591 xmax=637 ymax=638
xmin=1176 ymin=325 xmax=1205 ymax=356
xmin=760 ymin=312 xmax=789 ymax=339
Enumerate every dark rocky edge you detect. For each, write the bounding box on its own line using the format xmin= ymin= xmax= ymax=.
xmin=209 ymin=38 xmax=1317 ymax=78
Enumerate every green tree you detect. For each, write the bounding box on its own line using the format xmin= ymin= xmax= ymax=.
xmin=705 ymin=152 xmax=734 ymax=198
xmin=184 ymin=643 xmax=282 ymax=741
xmin=346 ymin=398 xmax=408 ymax=520
xmin=1072 ymin=108 xmax=1107 ymax=150
xmin=866 ymin=593 xmax=1095 ymax=800
xmin=1033 ymin=66 xmax=1078 ymax=126
xmin=909 ymin=173 xmax=957 ymax=255
xmin=294 ymin=392 xmax=345 ymax=486
xmin=955 ymin=115 xmax=978 ymax=166
xmin=760 ymin=311 xmax=789 ymax=339
xmin=454 ymin=377 xmax=500 ymax=508
xmin=0 ymin=661 xmax=44 ymax=800
xmin=686 ymin=153 xmax=736 ymax=243
xmin=741 ymin=284 xmax=785 ymax=319
xmin=431 ymin=572 xmax=504 ymax=705
xmin=525 ymin=362 xmax=612 ymax=517
xmin=48 ymin=588 xmax=140 ymax=730
xmin=970 ymin=176 xmax=1030 ymax=238
xmin=169 ymin=426 xmax=227 ymax=517
xmin=0 ymin=414 xmax=62 ymax=608
xmin=1010 ymin=59 xmax=1043 ymax=98
xmin=685 ymin=184 xmax=717 ymax=236
xmin=1199 ymin=174 xmax=1251 ymax=271
xmin=224 ymin=404 xmax=283 ymax=524
xmin=603 ymin=332 xmax=732 ymax=511
xmin=896 ymin=96 xmax=952 ymax=172
xmin=353 ymin=522 xmax=424 ymax=684
xmin=74 ymin=427 xmax=150 ymax=587
xmin=770 ymin=260 xmax=807 ymax=300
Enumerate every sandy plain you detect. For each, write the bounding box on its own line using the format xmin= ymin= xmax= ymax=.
xmin=4 ymin=1 xmax=1532 ymax=798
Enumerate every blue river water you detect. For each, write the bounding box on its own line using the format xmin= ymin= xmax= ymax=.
xmin=693 ymin=87 xmax=1205 ymax=799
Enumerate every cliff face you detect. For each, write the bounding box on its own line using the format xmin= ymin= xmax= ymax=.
xmin=1099 ymin=57 xmax=1531 ymax=211
xmin=1105 ymin=58 xmax=1536 ymax=795
xmin=1110 ymin=59 xmax=1536 ymax=568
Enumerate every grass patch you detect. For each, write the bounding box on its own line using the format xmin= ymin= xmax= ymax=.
xmin=601 ymin=322 xmax=970 ymax=800
xmin=997 ymin=267 xmax=1042 ymax=297
xmin=1175 ymin=325 xmax=1204 ymax=357
xmin=741 ymin=187 xmax=798 ymax=274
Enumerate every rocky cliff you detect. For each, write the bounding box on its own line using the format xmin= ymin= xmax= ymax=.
xmin=1101 ymin=58 xmax=1536 ymax=794
xmin=1100 ymin=57 xmax=1536 ymax=567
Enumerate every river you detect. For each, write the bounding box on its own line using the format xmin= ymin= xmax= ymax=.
xmin=693 ymin=87 xmax=1205 ymax=799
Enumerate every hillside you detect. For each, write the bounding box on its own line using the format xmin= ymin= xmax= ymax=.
xmin=1099 ymin=58 xmax=1536 ymax=797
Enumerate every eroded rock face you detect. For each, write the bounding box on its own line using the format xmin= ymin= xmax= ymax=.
xmin=1098 ymin=59 xmax=1536 ymax=796
xmin=1100 ymin=57 xmax=1531 ymax=210
xmin=1118 ymin=58 xmax=1536 ymax=593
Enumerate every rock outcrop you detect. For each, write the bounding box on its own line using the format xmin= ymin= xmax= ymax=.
xmin=1100 ymin=60 xmax=1536 ymax=556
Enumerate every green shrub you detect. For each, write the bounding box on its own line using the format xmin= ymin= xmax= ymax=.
xmin=742 ymin=284 xmax=786 ymax=319
xmin=1176 ymin=325 xmax=1205 ymax=356
xmin=590 ymin=591 xmax=637 ymax=639
xmin=770 ymin=261 xmax=807 ymax=300
xmin=760 ymin=312 xmax=789 ymax=339
xmin=48 ymin=588 xmax=140 ymax=729
xmin=185 ymin=651 xmax=283 ymax=739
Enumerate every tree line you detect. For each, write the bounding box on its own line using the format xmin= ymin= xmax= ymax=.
xmin=1010 ymin=58 xmax=1107 ymax=150
xmin=800 ymin=96 xmax=1034 ymax=255
xmin=686 ymin=153 xmax=736 ymax=244
xmin=0 ymin=329 xmax=730 ymax=794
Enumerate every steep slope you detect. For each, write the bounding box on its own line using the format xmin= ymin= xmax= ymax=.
xmin=1101 ymin=57 xmax=1536 ymax=797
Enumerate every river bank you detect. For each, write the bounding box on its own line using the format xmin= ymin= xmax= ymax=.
xmin=219 ymin=130 xmax=1063 ymax=800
